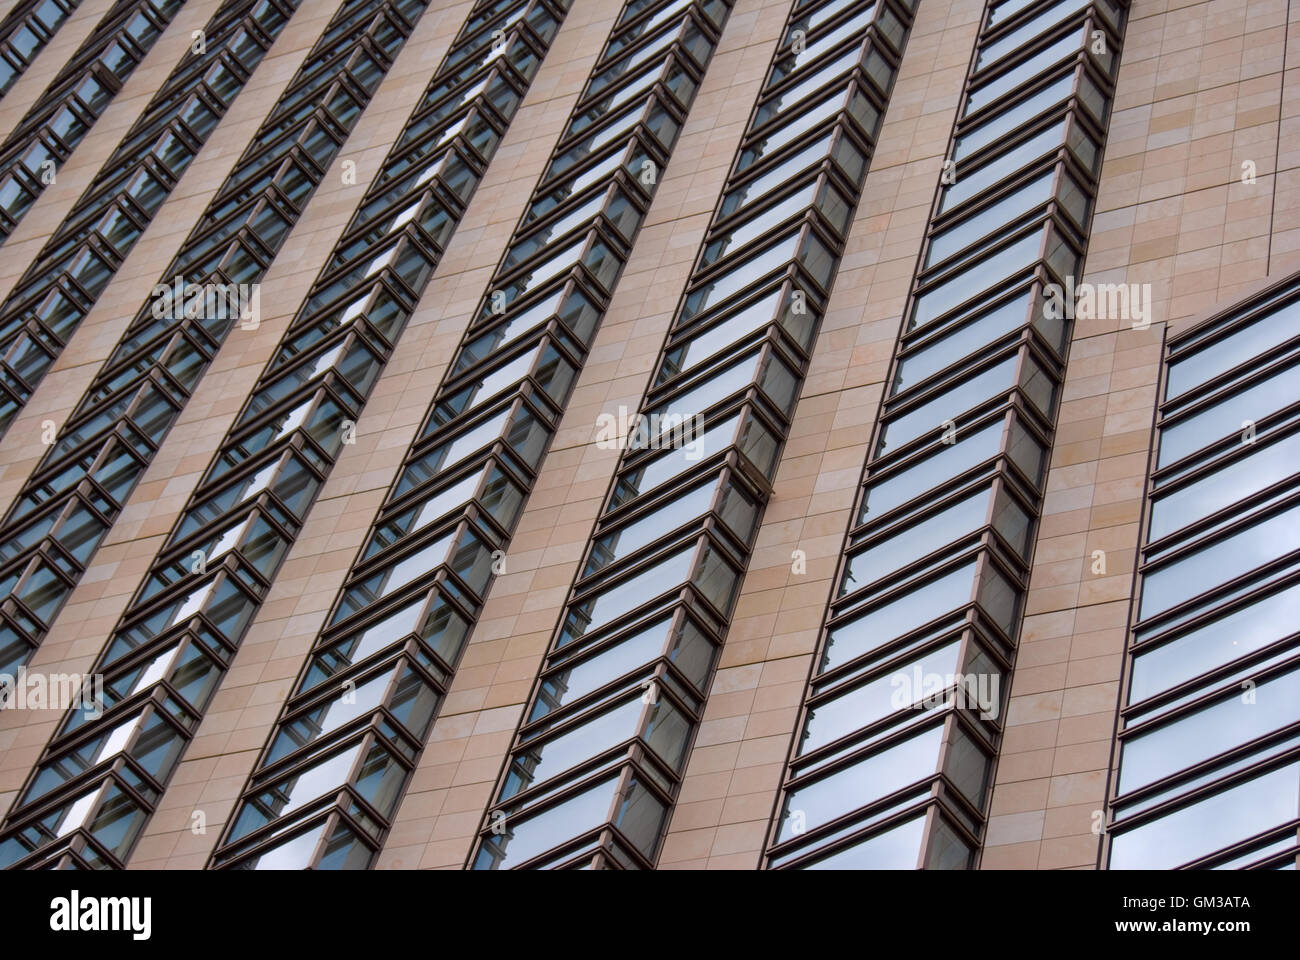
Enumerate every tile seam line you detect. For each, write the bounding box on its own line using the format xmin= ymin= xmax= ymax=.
xmin=1266 ymin=0 xmax=1291 ymax=271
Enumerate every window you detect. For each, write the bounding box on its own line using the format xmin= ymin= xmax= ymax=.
xmin=0 ymin=0 xmax=79 ymax=98
xmin=0 ymin=0 xmax=300 ymax=439
xmin=1108 ymin=278 xmax=1300 ymax=869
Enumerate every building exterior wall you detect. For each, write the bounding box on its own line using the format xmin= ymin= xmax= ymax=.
xmin=0 ymin=0 xmax=1295 ymax=870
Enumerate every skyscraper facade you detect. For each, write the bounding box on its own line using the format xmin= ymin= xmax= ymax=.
xmin=0 ymin=0 xmax=1293 ymax=871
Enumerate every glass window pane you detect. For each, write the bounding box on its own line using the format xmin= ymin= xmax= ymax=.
xmin=942 ymin=122 xmax=1064 ymax=212
xmin=963 ymin=32 xmax=1080 ymax=117
xmin=878 ymin=356 xmax=1018 ymax=454
xmin=1109 ymin=763 xmax=1300 ymax=869
xmin=911 ymin=234 xmax=1041 ymax=329
xmin=563 ymin=546 xmax=696 ymax=646
xmin=860 ymin=421 xmax=1002 ymax=522
xmin=1131 ymin=580 xmax=1300 ymax=703
xmin=777 ymin=724 xmax=943 ymax=841
xmin=843 ymin=487 xmax=991 ymax=593
xmin=1149 ymin=430 xmax=1300 ymax=541
xmin=474 ymin=776 xmax=618 ymax=869
xmin=799 ymin=814 xmax=925 ymax=869
xmin=801 ymin=641 xmax=961 ymax=754
xmin=824 ymin=562 xmax=977 ymax=672
xmin=505 ymin=698 xmax=644 ymax=799
xmin=1158 ymin=361 xmax=1300 ymax=466
xmin=1167 ymin=302 xmax=1300 ymax=399
xmin=1120 ymin=666 xmax=1300 ymax=794
xmin=1140 ymin=500 xmax=1300 ymax=620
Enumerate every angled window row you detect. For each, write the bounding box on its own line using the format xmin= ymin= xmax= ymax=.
xmin=0 ymin=0 xmax=302 ymax=441
xmin=0 ymin=0 xmax=427 ymax=700
xmin=0 ymin=0 xmax=188 ymax=242
xmin=763 ymin=0 xmax=1127 ymax=871
xmin=469 ymin=0 xmax=918 ymax=872
xmin=0 ymin=0 xmax=580 ymax=872
xmin=1106 ymin=275 xmax=1300 ymax=871
xmin=0 ymin=0 xmax=81 ymax=100
xmin=202 ymin=0 xmax=732 ymax=871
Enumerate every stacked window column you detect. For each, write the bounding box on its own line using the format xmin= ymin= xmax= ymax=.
xmin=0 ymin=0 xmax=302 ymax=440
xmin=1106 ymin=277 xmax=1300 ymax=871
xmin=470 ymin=0 xmax=917 ymax=871
xmin=0 ymin=0 xmax=580 ymax=872
xmin=206 ymin=0 xmax=732 ymax=871
xmin=763 ymin=0 xmax=1127 ymax=870
xmin=0 ymin=0 xmax=428 ymax=681
xmin=0 ymin=0 xmax=82 ymax=100
xmin=0 ymin=0 xmax=188 ymax=242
